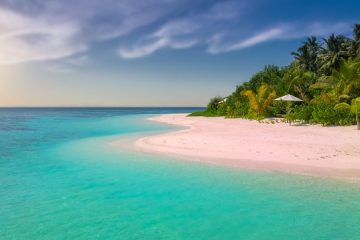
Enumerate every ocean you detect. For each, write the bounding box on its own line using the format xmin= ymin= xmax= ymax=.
xmin=1 ymin=108 xmax=360 ymax=239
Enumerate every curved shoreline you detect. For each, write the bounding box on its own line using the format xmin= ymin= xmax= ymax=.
xmin=134 ymin=114 xmax=360 ymax=179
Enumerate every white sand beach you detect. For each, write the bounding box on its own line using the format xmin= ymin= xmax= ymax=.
xmin=135 ymin=114 xmax=360 ymax=178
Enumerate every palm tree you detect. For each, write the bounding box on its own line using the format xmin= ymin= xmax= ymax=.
xmin=317 ymin=34 xmax=350 ymax=74
xmin=331 ymin=58 xmax=360 ymax=99
xmin=354 ymin=24 xmax=360 ymax=42
xmin=292 ymin=36 xmax=321 ymax=72
xmin=348 ymin=24 xmax=360 ymax=57
xmin=242 ymin=84 xmax=276 ymax=120
xmin=311 ymin=57 xmax=360 ymax=102
xmin=283 ymin=62 xmax=315 ymax=103
xmin=352 ymin=24 xmax=360 ymax=57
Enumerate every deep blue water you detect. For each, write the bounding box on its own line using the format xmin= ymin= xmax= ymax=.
xmin=1 ymin=108 xmax=360 ymax=240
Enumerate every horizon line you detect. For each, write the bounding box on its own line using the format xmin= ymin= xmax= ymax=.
xmin=0 ymin=106 xmax=205 ymax=108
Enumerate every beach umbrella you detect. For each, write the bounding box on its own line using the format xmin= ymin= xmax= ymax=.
xmin=274 ymin=94 xmax=302 ymax=125
xmin=274 ymin=94 xmax=303 ymax=102
xmin=219 ymin=97 xmax=228 ymax=104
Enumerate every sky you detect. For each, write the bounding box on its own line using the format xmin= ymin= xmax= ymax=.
xmin=0 ymin=0 xmax=359 ymax=107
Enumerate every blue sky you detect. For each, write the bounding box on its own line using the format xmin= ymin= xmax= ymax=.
xmin=0 ymin=0 xmax=359 ymax=106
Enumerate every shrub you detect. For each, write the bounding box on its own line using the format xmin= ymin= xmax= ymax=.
xmin=286 ymin=104 xmax=313 ymax=122
xmin=311 ymin=103 xmax=354 ymax=126
xmin=226 ymin=100 xmax=249 ymax=118
xmin=267 ymin=101 xmax=288 ymax=117
xmin=206 ymin=97 xmax=223 ymax=113
xmin=188 ymin=111 xmax=220 ymax=117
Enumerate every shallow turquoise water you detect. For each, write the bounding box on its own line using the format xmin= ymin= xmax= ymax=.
xmin=1 ymin=108 xmax=360 ymax=239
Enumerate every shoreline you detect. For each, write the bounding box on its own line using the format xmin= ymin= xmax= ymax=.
xmin=134 ymin=114 xmax=360 ymax=180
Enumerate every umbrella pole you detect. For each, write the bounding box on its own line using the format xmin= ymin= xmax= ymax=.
xmin=287 ymin=102 xmax=292 ymax=125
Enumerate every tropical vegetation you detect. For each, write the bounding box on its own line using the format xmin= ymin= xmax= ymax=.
xmin=190 ymin=24 xmax=360 ymax=127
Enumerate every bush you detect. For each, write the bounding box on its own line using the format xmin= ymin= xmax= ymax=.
xmin=311 ymin=103 xmax=354 ymax=126
xmin=267 ymin=101 xmax=287 ymax=116
xmin=335 ymin=108 xmax=355 ymax=125
xmin=286 ymin=104 xmax=313 ymax=122
xmin=188 ymin=111 xmax=220 ymax=117
xmin=206 ymin=97 xmax=223 ymax=113
xmin=225 ymin=100 xmax=249 ymax=118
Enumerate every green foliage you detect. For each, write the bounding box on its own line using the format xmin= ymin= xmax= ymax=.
xmin=286 ymin=105 xmax=314 ymax=122
xmin=351 ymin=24 xmax=360 ymax=56
xmin=206 ymin=96 xmax=223 ymax=113
xmin=351 ymin=97 xmax=360 ymax=128
xmin=292 ymin=36 xmax=321 ymax=72
xmin=192 ymin=23 xmax=360 ymax=126
xmin=351 ymin=97 xmax=360 ymax=113
xmin=311 ymin=102 xmax=354 ymax=126
xmin=317 ymin=34 xmax=351 ymax=75
xmin=224 ymin=97 xmax=249 ymax=118
xmin=323 ymin=58 xmax=360 ymax=100
xmin=188 ymin=111 xmax=220 ymax=117
xmin=334 ymin=102 xmax=350 ymax=110
xmin=267 ymin=100 xmax=287 ymax=116
xmin=242 ymin=84 xmax=276 ymax=120
xmin=283 ymin=63 xmax=316 ymax=102
xmin=247 ymin=65 xmax=286 ymax=92
xmin=192 ymin=96 xmax=228 ymax=117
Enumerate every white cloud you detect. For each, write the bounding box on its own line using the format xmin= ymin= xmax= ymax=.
xmin=0 ymin=0 xmax=190 ymax=64
xmin=45 ymin=54 xmax=90 ymax=73
xmin=207 ymin=22 xmax=353 ymax=54
xmin=119 ymin=2 xmax=352 ymax=58
xmin=203 ymin=1 xmax=243 ymax=20
xmin=153 ymin=19 xmax=200 ymax=38
xmin=118 ymin=37 xmax=198 ymax=59
xmin=208 ymin=28 xmax=284 ymax=54
xmin=118 ymin=18 xmax=199 ymax=59
xmin=66 ymin=55 xmax=90 ymax=66
xmin=118 ymin=38 xmax=169 ymax=59
xmin=171 ymin=39 xmax=199 ymax=49
xmin=284 ymin=22 xmax=351 ymax=39
xmin=117 ymin=1 xmax=245 ymax=59
xmin=0 ymin=0 xmax=354 ymax=63
xmin=0 ymin=8 xmax=86 ymax=65
xmin=231 ymin=28 xmax=284 ymax=49
xmin=120 ymin=19 xmax=351 ymax=58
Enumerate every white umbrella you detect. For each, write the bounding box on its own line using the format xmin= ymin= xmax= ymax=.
xmin=275 ymin=94 xmax=302 ymax=102
xmin=219 ymin=97 xmax=228 ymax=103
xmin=274 ymin=94 xmax=302 ymax=125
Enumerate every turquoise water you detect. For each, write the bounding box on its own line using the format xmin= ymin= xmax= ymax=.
xmin=1 ymin=108 xmax=360 ymax=240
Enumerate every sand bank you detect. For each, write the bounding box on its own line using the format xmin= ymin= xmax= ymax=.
xmin=135 ymin=114 xmax=360 ymax=178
